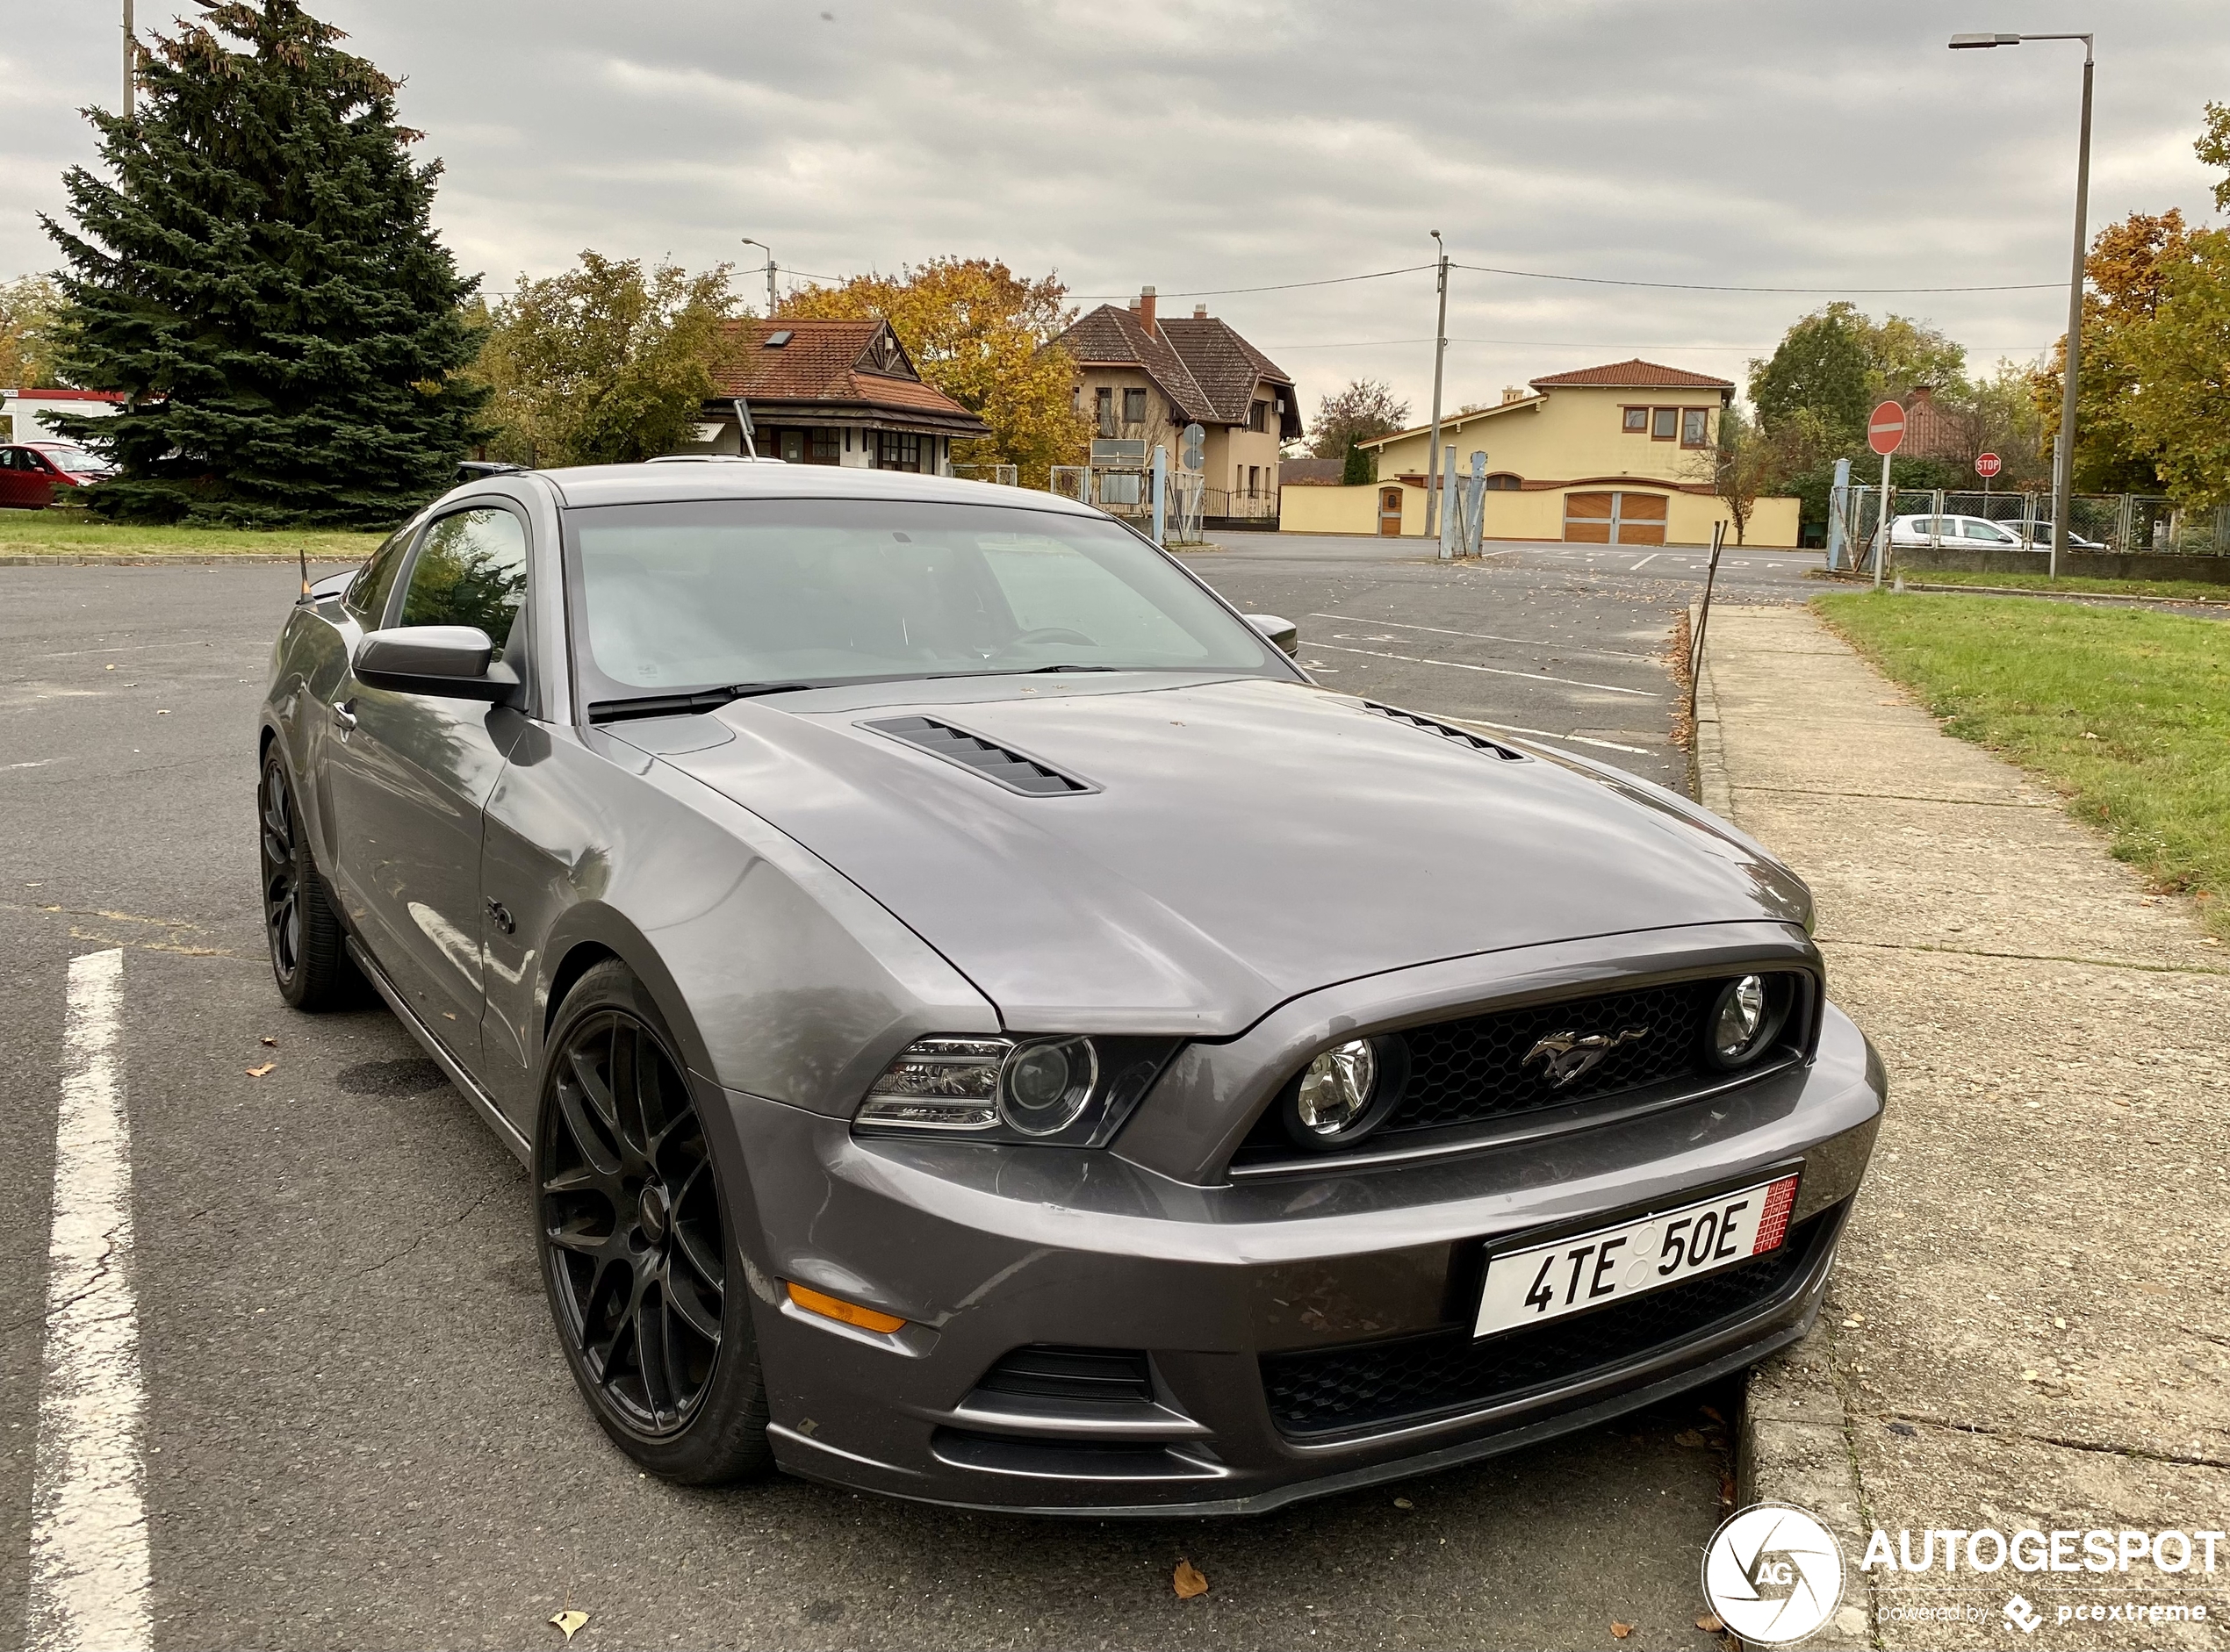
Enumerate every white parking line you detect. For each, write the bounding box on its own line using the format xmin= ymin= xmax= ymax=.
xmin=1301 ymin=641 xmax=1654 ymax=697
xmin=1310 ymin=613 xmax=1656 ymax=663
xmin=1629 ymin=553 xmax=1659 ymax=571
xmin=1436 ymin=715 xmax=1654 ymax=756
xmin=26 ymin=948 xmax=151 ymax=1652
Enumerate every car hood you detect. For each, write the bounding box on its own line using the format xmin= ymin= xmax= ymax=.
xmin=645 ymin=675 xmax=1809 ymax=1036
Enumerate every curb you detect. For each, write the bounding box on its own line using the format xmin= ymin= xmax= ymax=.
xmin=1807 ymin=571 xmax=2230 ymax=608
xmin=0 ymin=555 xmax=364 ymax=567
xmin=1694 ymin=605 xmax=1874 ymax=1649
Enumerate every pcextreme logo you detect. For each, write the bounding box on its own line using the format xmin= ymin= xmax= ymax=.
xmin=1701 ymin=1503 xmax=1846 ymax=1647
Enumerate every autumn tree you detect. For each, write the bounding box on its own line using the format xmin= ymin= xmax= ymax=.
xmin=44 ymin=0 xmax=486 ymax=526
xmin=1685 ymin=405 xmax=1779 ymax=545
xmin=2121 ymin=226 xmax=2230 ymax=510
xmin=2030 ymin=210 xmax=2194 ymax=495
xmin=1307 ymin=378 xmax=1408 ymax=483
xmin=780 ymin=257 xmax=1087 ymax=488
xmin=1850 ymin=311 xmax=1966 ymax=399
xmin=474 ymin=254 xmax=735 ymax=467
xmin=0 ymin=276 xmax=65 ymax=390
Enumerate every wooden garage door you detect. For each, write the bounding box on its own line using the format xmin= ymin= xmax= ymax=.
xmin=1563 ymin=492 xmax=1614 ymax=542
xmin=1562 ymin=490 xmax=1667 ymax=545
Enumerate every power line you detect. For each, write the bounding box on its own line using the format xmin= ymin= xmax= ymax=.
xmin=1266 ymin=335 xmax=2053 ymax=353
xmin=1455 ymin=262 xmax=2065 ymax=295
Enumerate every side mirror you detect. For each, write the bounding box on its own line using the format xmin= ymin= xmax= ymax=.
xmin=1244 ymin=613 xmax=1300 ymax=657
xmin=356 ymin=625 xmax=519 ymax=701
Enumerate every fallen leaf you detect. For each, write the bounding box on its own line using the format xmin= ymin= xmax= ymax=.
xmin=1393 ymin=1497 xmax=1414 ymax=1510
xmin=1699 ymin=1404 xmax=1724 ymax=1425
xmin=105 ymin=663 xmax=116 ymax=670
xmin=260 ymin=1037 xmax=277 ymax=1047
xmin=1673 ymin=1429 xmax=1706 ymax=1447
xmin=1172 ymin=1560 xmax=1208 ymax=1599
xmin=1697 ymin=1612 xmax=1725 ymax=1633
xmin=156 ymin=708 xmax=170 ymax=715
xmin=246 ymin=1062 xmax=276 ymax=1077
xmin=1611 ymin=1621 xmax=1635 ymax=1640
xmin=550 ymin=1609 xmax=588 ymax=1641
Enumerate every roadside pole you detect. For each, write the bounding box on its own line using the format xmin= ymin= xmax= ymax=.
xmin=1825 ymin=457 xmax=1851 ymax=571
xmin=1867 ymin=399 xmax=1906 ymax=591
xmin=1151 ymin=445 xmax=1168 ymax=548
xmin=1423 ymin=232 xmax=1449 ymax=538
xmin=1687 ymin=520 xmax=1727 ymax=730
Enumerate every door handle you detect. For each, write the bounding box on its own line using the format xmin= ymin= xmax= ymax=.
xmin=331 ymin=699 xmax=357 ymax=733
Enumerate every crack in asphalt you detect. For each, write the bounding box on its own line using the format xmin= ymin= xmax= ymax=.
xmin=341 ymin=1182 xmax=506 ymax=1282
xmin=1880 ymin=1410 xmax=2230 ymax=1472
xmin=2 ymin=1225 xmax=125 ymax=1336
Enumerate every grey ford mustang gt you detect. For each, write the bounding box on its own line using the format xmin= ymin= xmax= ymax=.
xmin=258 ymin=460 xmax=1883 ymax=1513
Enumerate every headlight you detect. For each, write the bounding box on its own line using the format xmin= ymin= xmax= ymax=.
xmin=1277 ymin=1035 xmax=1408 ymax=1151
xmin=1703 ymin=973 xmax=1792 ymax=1070
xmin=854 ymin=1034 xmax=1174 ymax=1146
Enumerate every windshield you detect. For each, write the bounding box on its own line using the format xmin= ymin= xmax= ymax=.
xmin=36 ymin=446 xmax=110 ymax=471
xmin=563 ymin=497 xmax=1281 ymax=707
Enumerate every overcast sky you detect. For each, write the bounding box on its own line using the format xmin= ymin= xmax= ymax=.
xmin=8 ymin=1 xmax=2226 ymax=424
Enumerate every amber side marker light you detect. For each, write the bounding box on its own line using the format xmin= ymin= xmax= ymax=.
xmin=787 ymin=1281 xmax=907 ymax=1333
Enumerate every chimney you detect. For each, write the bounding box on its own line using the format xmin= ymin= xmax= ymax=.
xmin=1193 ymin=304 xmax=1208 ymax=320
xmin=1139 ymin=285 xmax=1156 ymax=336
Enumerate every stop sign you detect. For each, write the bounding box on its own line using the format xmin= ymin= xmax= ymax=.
xmin=1867 ymin=400 xmax=1906 ymax=456
xmin=1975 ymin=451 xmax=2003 ymax=478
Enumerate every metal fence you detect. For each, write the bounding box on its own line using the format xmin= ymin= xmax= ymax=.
xmin=950 ymin=463 xmax=1018 ymax=487
xmin=1831 ymin=487 xmax=2229 ymax=570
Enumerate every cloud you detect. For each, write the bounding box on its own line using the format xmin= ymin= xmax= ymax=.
xmin=7 ymin=0 xmax=2225 ymax=414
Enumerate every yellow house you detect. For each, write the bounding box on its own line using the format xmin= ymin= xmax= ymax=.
xmin=1281 ymin=359 xmax=1798 ymax=547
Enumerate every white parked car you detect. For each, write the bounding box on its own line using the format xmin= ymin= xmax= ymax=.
xmin=1888 ymin=514 xmax=2036 ymax=549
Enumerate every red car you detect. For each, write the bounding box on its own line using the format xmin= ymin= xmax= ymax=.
xmin=0 ymin=442 xmax=113 ymax=507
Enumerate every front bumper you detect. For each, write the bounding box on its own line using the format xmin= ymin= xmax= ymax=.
xmin=698 ymin=1002 xmax=1883 ymax=1517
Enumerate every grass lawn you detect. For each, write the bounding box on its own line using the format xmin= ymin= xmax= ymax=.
xmin=1811 ymin=566 xmax=2230 ymax=604
xmin=0 ymin=509 xmax=383 ymax=562
xmin=1816 ymin=592 xmax=2230 ymax=937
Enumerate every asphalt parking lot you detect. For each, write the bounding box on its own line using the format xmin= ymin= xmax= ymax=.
xmin=1 ymin=541 xmax=1809 ymax=1650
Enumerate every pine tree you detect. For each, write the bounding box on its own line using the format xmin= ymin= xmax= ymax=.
xmin=43 ymin=2 xmax=485 ymax=527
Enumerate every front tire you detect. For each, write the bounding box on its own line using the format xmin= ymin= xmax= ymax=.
xmin=259 ymin=749 xmax=356 ymax=1010
xmin=535 ymin=960 xmax=773 ymax=1484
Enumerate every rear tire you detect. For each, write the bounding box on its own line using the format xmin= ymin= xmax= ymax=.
xmin=259 ymin=750 xmax=356 ymax=1011
xmin=535 ymin=959 xmax=773 ymax=1485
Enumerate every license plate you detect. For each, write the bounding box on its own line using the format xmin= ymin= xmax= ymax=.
xmin=1473 ymin=1174 xmax=1801 ymax=1339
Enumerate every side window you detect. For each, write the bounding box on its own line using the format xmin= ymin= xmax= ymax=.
xmin=1681 ymin=408 xmax=1708 ymax=446
xmin=1651 ymin=407 xmax=1678 ymax=440
xmin=399 ymin=507 xmax=530 ymax=658
xmin=1622 ymin=407 xmax=1649 ymax=433
xmin=346 ymin=520 xmax=419 ymax=624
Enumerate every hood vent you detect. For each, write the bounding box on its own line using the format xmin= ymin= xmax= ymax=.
xmin=1362 ymin=702 xmax=1526 ymax=760
xmin=862 ymin=716 xmax=1094 ymax=796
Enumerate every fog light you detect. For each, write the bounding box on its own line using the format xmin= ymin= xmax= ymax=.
xmin=998 ymin=1037 xmax=1097 ymax=1136
xmin=1704 ymin=974 xmax=1788 ymax=1069
xmin=1297 ymin=1039 xmax=1378 ymax=1135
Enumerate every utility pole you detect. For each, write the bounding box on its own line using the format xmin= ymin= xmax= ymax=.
xmin=122 ymin=0 xmax=134 ymax=119
xmin=1949 ymin=31 xmax=2094 ymax=579
xmin=740 ymin=237 xmax=779 ymax=318
xmin=1423 ymin=231 xmax=1449 ymax=538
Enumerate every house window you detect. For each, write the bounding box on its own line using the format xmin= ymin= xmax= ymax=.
xmin=874 ymin=431 xmax=922 ymax=472
xmin=1096 ymin=387 xmax=1116 ymax=437
xmin=809 ymin=428 xmax=840 ymax=464
xmin=1122 ymin=388 xmax=1147 ymax=426
xmin=1651 ymin=407 xmax=1678 ymax=440
xmin=1246 ymin=400 xmax=1268 ymax=433
xmin=1071 ymin=384 xmax=1083 ymax=413
xmin=1623 ymin=406 xmax=1649 ymax=433
xmin=1681 ymin=408 xmax=1710 ymax=447
xmin=1485 ymin=472 xmax=1521 ymax=490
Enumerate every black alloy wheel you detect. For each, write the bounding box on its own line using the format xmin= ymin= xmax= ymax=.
xmin=258 ymin=750 xmax=353 ymax=1009
xmin=536 ymin=961 xmax=771 ymax=1483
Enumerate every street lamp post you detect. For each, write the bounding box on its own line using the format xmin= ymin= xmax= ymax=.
xmin=1423 ymin=231 xmax=1449 ymax=538
xmin=1950 ymin=30 xmax=2093 ymax=580
xmin=739 ymin=238 xmax=779 ymax=319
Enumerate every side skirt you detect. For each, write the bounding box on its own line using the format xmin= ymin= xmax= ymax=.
xmin=346 ymin=937 xmax=532 ymax=1165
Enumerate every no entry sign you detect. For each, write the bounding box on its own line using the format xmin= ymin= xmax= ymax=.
xmin=1867 ymin=400 xmax=1906 ymax=456
xmin=1975 ymin=451 xmax=2003 ymax=478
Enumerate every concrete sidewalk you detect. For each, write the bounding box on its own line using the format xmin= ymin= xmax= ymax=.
xmin=1698 ymin=605 xmax=2230 ymax=1650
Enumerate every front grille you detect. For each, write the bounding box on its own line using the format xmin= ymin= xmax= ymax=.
xmin=1385 ymin=980 xmax=1718 ymax=1133
xmin=970 ymin=1345 xmax=1154 ymax=1410
xmin=1261 ymin=1213 xmax=1827 ymax=1438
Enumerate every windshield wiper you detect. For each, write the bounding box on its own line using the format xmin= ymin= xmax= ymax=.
xmin=587 ymin=682 xmax=816 ymax=724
